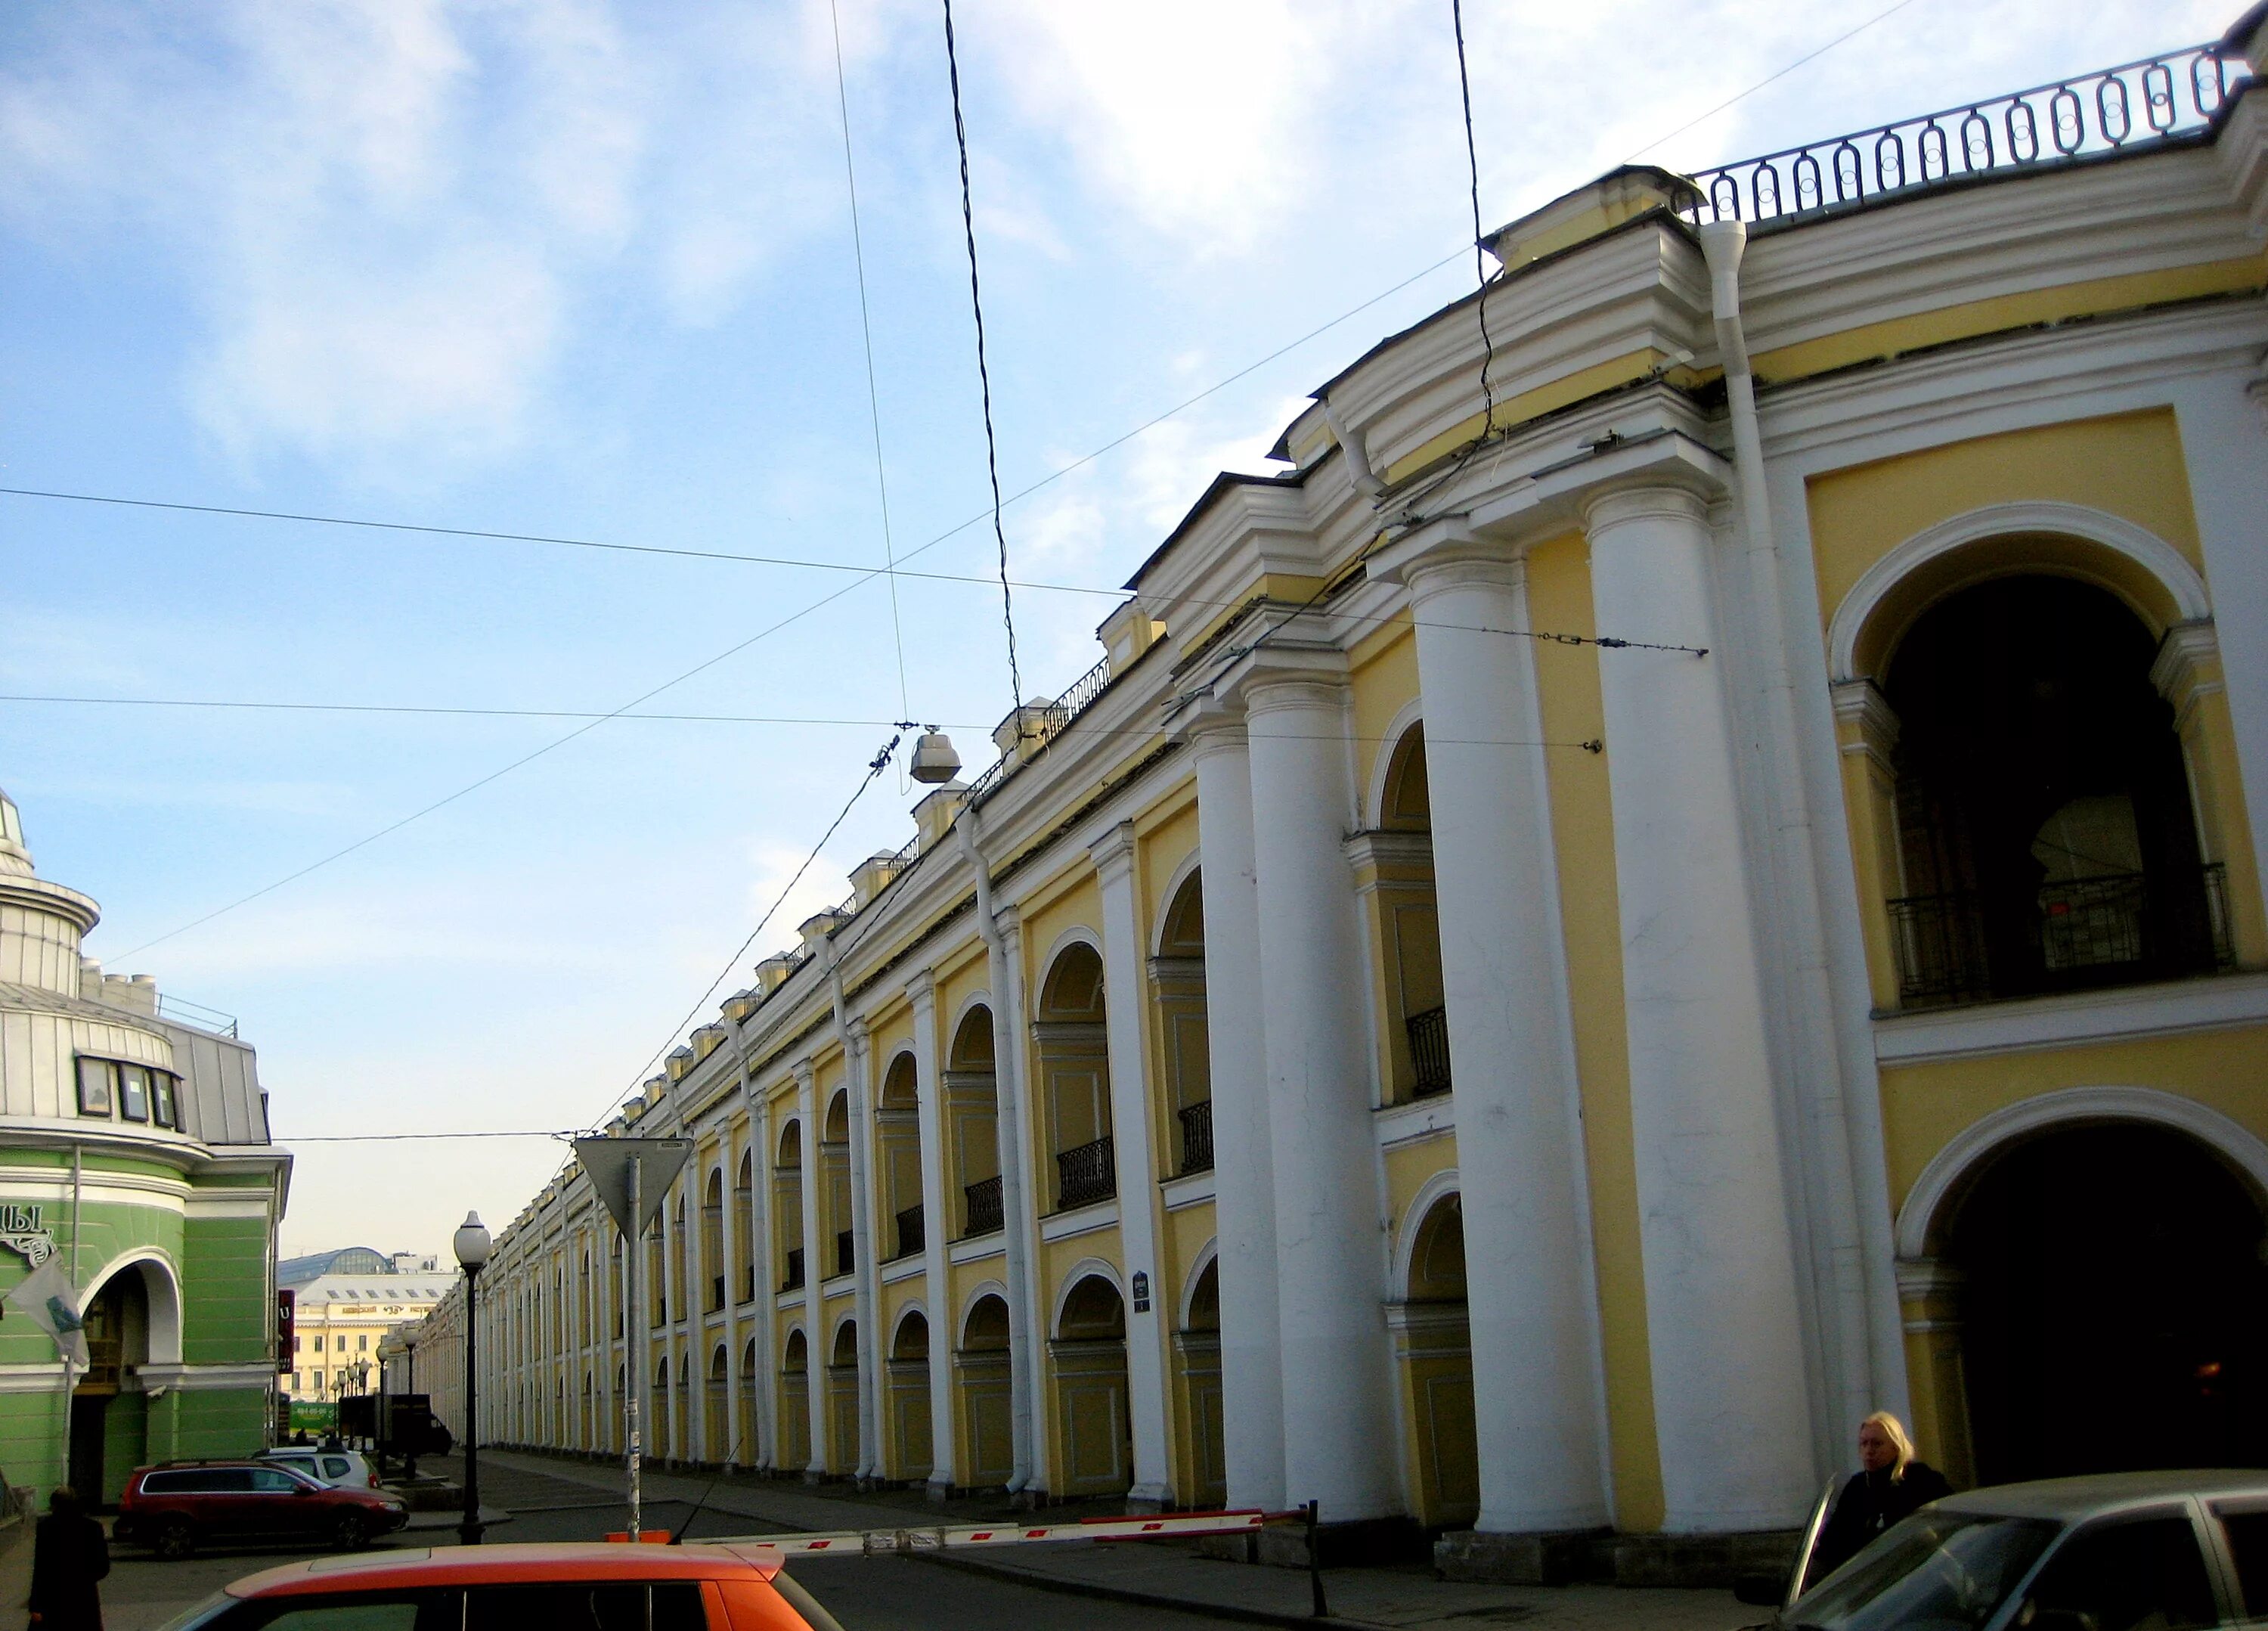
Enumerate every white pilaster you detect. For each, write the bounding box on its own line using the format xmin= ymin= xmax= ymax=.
xmin=1583 ymin=481 xmax=1813 ymax=1531
xmin=991 ymin=907 xmax=1051 ymax=1493
xmin=1182 ymin=710 xmax=1287 ymax=1512
xmin=1378 ymin=535 xmax=1609 ymax=1533
xmin=1241 ymin=658 xmax=1399 ymax=1521
xmin=747 ymin=1092 xmax=779 ymax=1471
xmin=1089 ymin=820 xmax=1173 ymax=1505
xmin=843 ymin=1017 xmax=883 ymax=1481
xmin=795 ymin=1062 xmax=829 ymax=1478
xmin=908 ymin=971 xmax=960 ymax=1495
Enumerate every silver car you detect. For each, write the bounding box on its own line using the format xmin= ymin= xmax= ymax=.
xmin=1746 ymin=1468 xmax=2268 ymax=1631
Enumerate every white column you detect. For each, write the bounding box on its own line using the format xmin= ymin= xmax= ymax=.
xmin=991 ymin=908 xmax=1051 ymax=1493
xmin=1243 ymin=665 xmax=1399 ymax=1520
xmin=748 ymin=1091 xmax=779 ymax=1471
xmin=720 ymin=1133 xmax=742 ymax=1465
xmin=1388 ymin=542 xmax=1609 ymax=1533
xmin=1185 ymin=713 xmax=1287 ymax=1512
xmin=908 ymin=972 xmax=960 ymax=1496
xmin=1089 ymin=820 xmax=1174 ymax=1505
xmin=844 ymin=1019 xmax=885 ymax=1481
xmin=796 ymin=1062 xmax=829 ymax=1478
xmin=1583 ymin=482 xmax=1813 ymax=1531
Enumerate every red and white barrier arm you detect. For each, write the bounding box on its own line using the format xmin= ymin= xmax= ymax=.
xmin=703 ymin=1507 xmax=1272 ymax=1558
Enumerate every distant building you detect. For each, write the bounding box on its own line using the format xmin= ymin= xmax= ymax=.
xmin=0 ymin=786 xmax=291 ymax=1504
xmin=280 ymin=1260 xmax=453 ymax=1415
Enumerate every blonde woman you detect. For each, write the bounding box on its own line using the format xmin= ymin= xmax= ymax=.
xmin=1812 ymin=1412 xmax=1955 ymax=1578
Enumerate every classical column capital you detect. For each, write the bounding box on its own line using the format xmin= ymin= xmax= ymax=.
xmin=2150 ymin=618 xmax=2223 ymax=715
xmin=1086 ymin=819 xmax=1138 ymax=885
xmin=1580 ymin=477 xmax=1715 ymax=535
xmin=1830 ymin=679 xmax=1901 ymax=774
xmin=903 ymin=968 xmax=937 ymax=1014
xmin=1366 ymin=517 xmax=1527 ymax=600
xmin=842 ymin=1015 xmax=870 ymax=1054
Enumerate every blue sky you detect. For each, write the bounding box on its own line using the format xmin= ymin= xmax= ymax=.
xmin=0 ymin=0 xmax=2231 ymax=1257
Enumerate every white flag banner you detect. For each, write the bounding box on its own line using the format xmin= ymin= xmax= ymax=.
xmin=5 ymin=1257 xmax=88 ymax=1368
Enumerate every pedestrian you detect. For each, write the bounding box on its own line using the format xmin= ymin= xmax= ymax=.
xmin=26 ymin=1486 xmax=108 ymax=1631
xmin=1811 ymin=1411 xmax=1955 ymax=1580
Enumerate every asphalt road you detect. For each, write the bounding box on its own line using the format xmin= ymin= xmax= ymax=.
xmin=79 ymin=1459 xmax=1238 ymax=1631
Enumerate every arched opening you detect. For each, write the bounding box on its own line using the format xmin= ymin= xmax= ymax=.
xmin=779 ymin=1330 xmax=811 ymax=1470
xmin=610 ymin=1238 xmax=625 ymax=1340
xmin=1368 ymin=724 xmax=1448 ymax=1102
xmin=956 ymin=1293 xmax=1014 ymax=1487
xmin=71 ymin=1263 xmax=158 ymax=1503
xmin=702 ymin=1168 xmax=726 ymax=1314
xmin=879 ymin=1052 xmax=925 ymax=1260
xmin=1036 ymin=944 xmax=1114 ymax=1212
xmin=581 ymin=1370 xmax=593 ymax=1450
xmin=735 ymin=1150 xmax=756 ymax=1304
xmin=1941 ymin=1122 xmax=2268 ymax=1484
xmin=1880 ymin=575 xmax=2229 ymax=1007
xmin=671 ymin=1194 xmax=689 ymax=1328
xmin=578 ymin=1251 xmax=593 ymax=1347
xmin=1052 ymin=1273 xmax=1130 ymax=1497
xmin=654 ymin=1357 xmax=673 ymax=1465
xmin=676 ymin=1353 xmax=691 ymax=1460
xmin=707 ymin=1344 xmax=730 ymax=1462
xmin=776 ymin=1121 xmax=806 ymax=1292
xmin=828 ymin=1320 xmax=861 ymax=1472
xmin=822 ymin=1090 xmax=853 ymax=1280
xmin=1393 ymin=1192 xmax=1478 ymax=1527
xmin=1173 ymin=1258 xmax=1226 ymax=1507
xmin=947 ymin=1007 xmax=1004 ymax=1239
xmin=888 ymin=1312 xmax=934 ymax=1483
xmin=740 ymin=1336 xmax=761 ymax=1468
xmin=1154 ymin=870 xmax=1213 ymax=1177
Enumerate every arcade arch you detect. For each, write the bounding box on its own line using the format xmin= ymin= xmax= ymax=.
xmin=946 ymin=1006 xmax=1004 ymax=1239
xmin=1035 ymin=942 xmax=1114 ymax=1211
xmin=1051 ymin=1272 xmax=1131 ymax=1497
xmin=1389 ymin=1190 xmax=1478 ymax=1527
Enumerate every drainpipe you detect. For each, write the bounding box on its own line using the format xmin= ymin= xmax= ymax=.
xmin=956 ymin=810 xmax=1037 ymax=1496
xmin=1698 ymin=219 xmax=1911 ymax=1439
xmin=1321 ymin=397 xmax=1384 ymax=498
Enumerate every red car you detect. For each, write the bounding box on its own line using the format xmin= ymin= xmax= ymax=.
xmin=151 ymin=1543 xmax=827 ymax=1631
xmin=114 ymin=1460 xmax=407 ymax=1558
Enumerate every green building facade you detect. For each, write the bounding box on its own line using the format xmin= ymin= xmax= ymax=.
xmin=0 ymin=789 xmax=290 ymax=1506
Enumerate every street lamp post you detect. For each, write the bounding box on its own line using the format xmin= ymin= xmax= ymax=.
xmin=453 ymin=1211 xmax=492 ymax=1547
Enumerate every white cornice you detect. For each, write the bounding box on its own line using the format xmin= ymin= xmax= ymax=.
xmin=1874 ymin=972 xmax=2268 ymax=1064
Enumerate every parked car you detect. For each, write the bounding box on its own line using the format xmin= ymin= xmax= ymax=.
xmin=256 ymin=1447 xmax=381 ymax=1490
xmin=145 ymin=1542 xmax=839 ymax=1631
xmin=1740 ymin=1468 xmax=2268 ymax=1631
xmin=114 ymin=1460 xmax=408 ymax=1559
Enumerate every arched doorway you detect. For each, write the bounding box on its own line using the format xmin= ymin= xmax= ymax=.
xmin=1367 ymin=724 xmax=1449 ymax=1102
xmin=1153 ymin=871 xmax=1214 ymax=1176
xmin=702 ymin=1168 xmax=726 ymax=1315
xmin=1881 ymin=575 xmax=2229 ymax=1006
xmin=822 ymin=1092 xmax=853 ymax=1281
xmin=1173 ymin=1258 xmax=1226 ymax=1507
xmin=706 ymin=1345 xmax=729 ymax=1462
xmin=775 ymin=1121 xmax=806 ymax=1291
xmin=889 ymin=1312 xmax=934 ymax=1482
xmin=1946 ymin=1121 xmax=2268 ymax=1484
xmin=779 ymin=1330 xmax=810 ymax=1470
xmin=1391 ymin=1192 xmax=1478 ymax=1527
xmin=739 ymin=1337 xmax=760 ymax=1468
xmin=1052 ymin=1273 xmax=1130 ymax=1497
xmin=879 ymin=1053 xmax=924 ymax=1260
xmin=956 ymin=1293 xmax=1014 ymax=1487
xmin=828 ymin=1319 xmax=860 ymax=1472
xmin=1036 ymin=947 xmax=1114 ymax=1212
xmin=947 ymin=1007 xmax=1003 ymax=1239
xmin=71 ymin=1267 xmax=152 ymax=1503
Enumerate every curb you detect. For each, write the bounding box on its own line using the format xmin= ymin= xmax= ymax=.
xmin=908 ymin=1549 xmax=1379 ymax=1631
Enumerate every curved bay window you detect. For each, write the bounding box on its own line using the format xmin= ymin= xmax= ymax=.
xmin=1883 ymin=577 xmax=2229 ymax=1007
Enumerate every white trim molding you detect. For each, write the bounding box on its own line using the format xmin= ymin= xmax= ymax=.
xmin=1037 ymin=1198 xmax=1117 ymax=1244
xmin=1826 ymin=501 xmax=2212 ymax=681
xmin=1895 ymin=1085 xmax=2268 ymax=1258
xmin=1876 ymin=971 xmax=2268 ymax=1064
xmin=1178 ymin=1239 xmax=1219 ymax=1330
xmin=1048 ymin=1256 xmax=1124 ymax=1339
xmin=1390 ymin=1167 xmax=1462 ymax=1297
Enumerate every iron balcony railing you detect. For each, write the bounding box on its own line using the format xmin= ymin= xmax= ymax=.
xmin=967 ymin=654 xmax=1120 ymax=806
xmin=1406 ymin=1005 xmax=1453 ymax=1098
xmin=156 ymin=992 xmax=240 ymax=1038
xmin=835 ymin=1229 xmax=855 ymax=1279
xmin=1056 ymin=1134 xmax=1117 ymax=1211
xmin=1681 ymin=42 xmax=2238 ymax=229
xmin=894 ymin=1205 xmax=925 ymax=1260
xmin=963 ymin=1176 xmax=1003 ymax=1238
xmin=781 ymin=1248 xmax=804 ymax=1292
xmin=1177 ymin=1099 xmax=1214 ymax=1175
xmin=1888 ymin=863 xmax=2232 ymax=1009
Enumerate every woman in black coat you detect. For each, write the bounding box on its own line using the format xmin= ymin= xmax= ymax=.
xmin=1810 ymin=1412 xmax=1955 ymax=1583
xmin=27 ymin=1486 xmax=109 ymax=1631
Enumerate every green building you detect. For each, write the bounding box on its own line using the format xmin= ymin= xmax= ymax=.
xmin=0 ymin=787 xmax=290 ymax=1505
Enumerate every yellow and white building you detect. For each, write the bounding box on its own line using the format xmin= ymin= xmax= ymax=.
xmin=408 ymin=12 xmax=2268 ymax=1583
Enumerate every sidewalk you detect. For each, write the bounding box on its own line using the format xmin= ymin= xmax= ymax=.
xmin=479 ymin=1450 xmax=1752 ymax=1631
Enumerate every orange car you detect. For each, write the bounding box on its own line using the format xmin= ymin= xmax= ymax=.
xmin=153 ymin=1543 xmax=840 ymax=1631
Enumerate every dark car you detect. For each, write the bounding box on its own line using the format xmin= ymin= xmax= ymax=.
xmin=115 ymin=1459 xmax=408 ymax=1559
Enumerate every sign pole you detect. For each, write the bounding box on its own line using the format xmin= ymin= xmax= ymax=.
xmin=626 ymin=1152 xmax=643 ymax=1543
